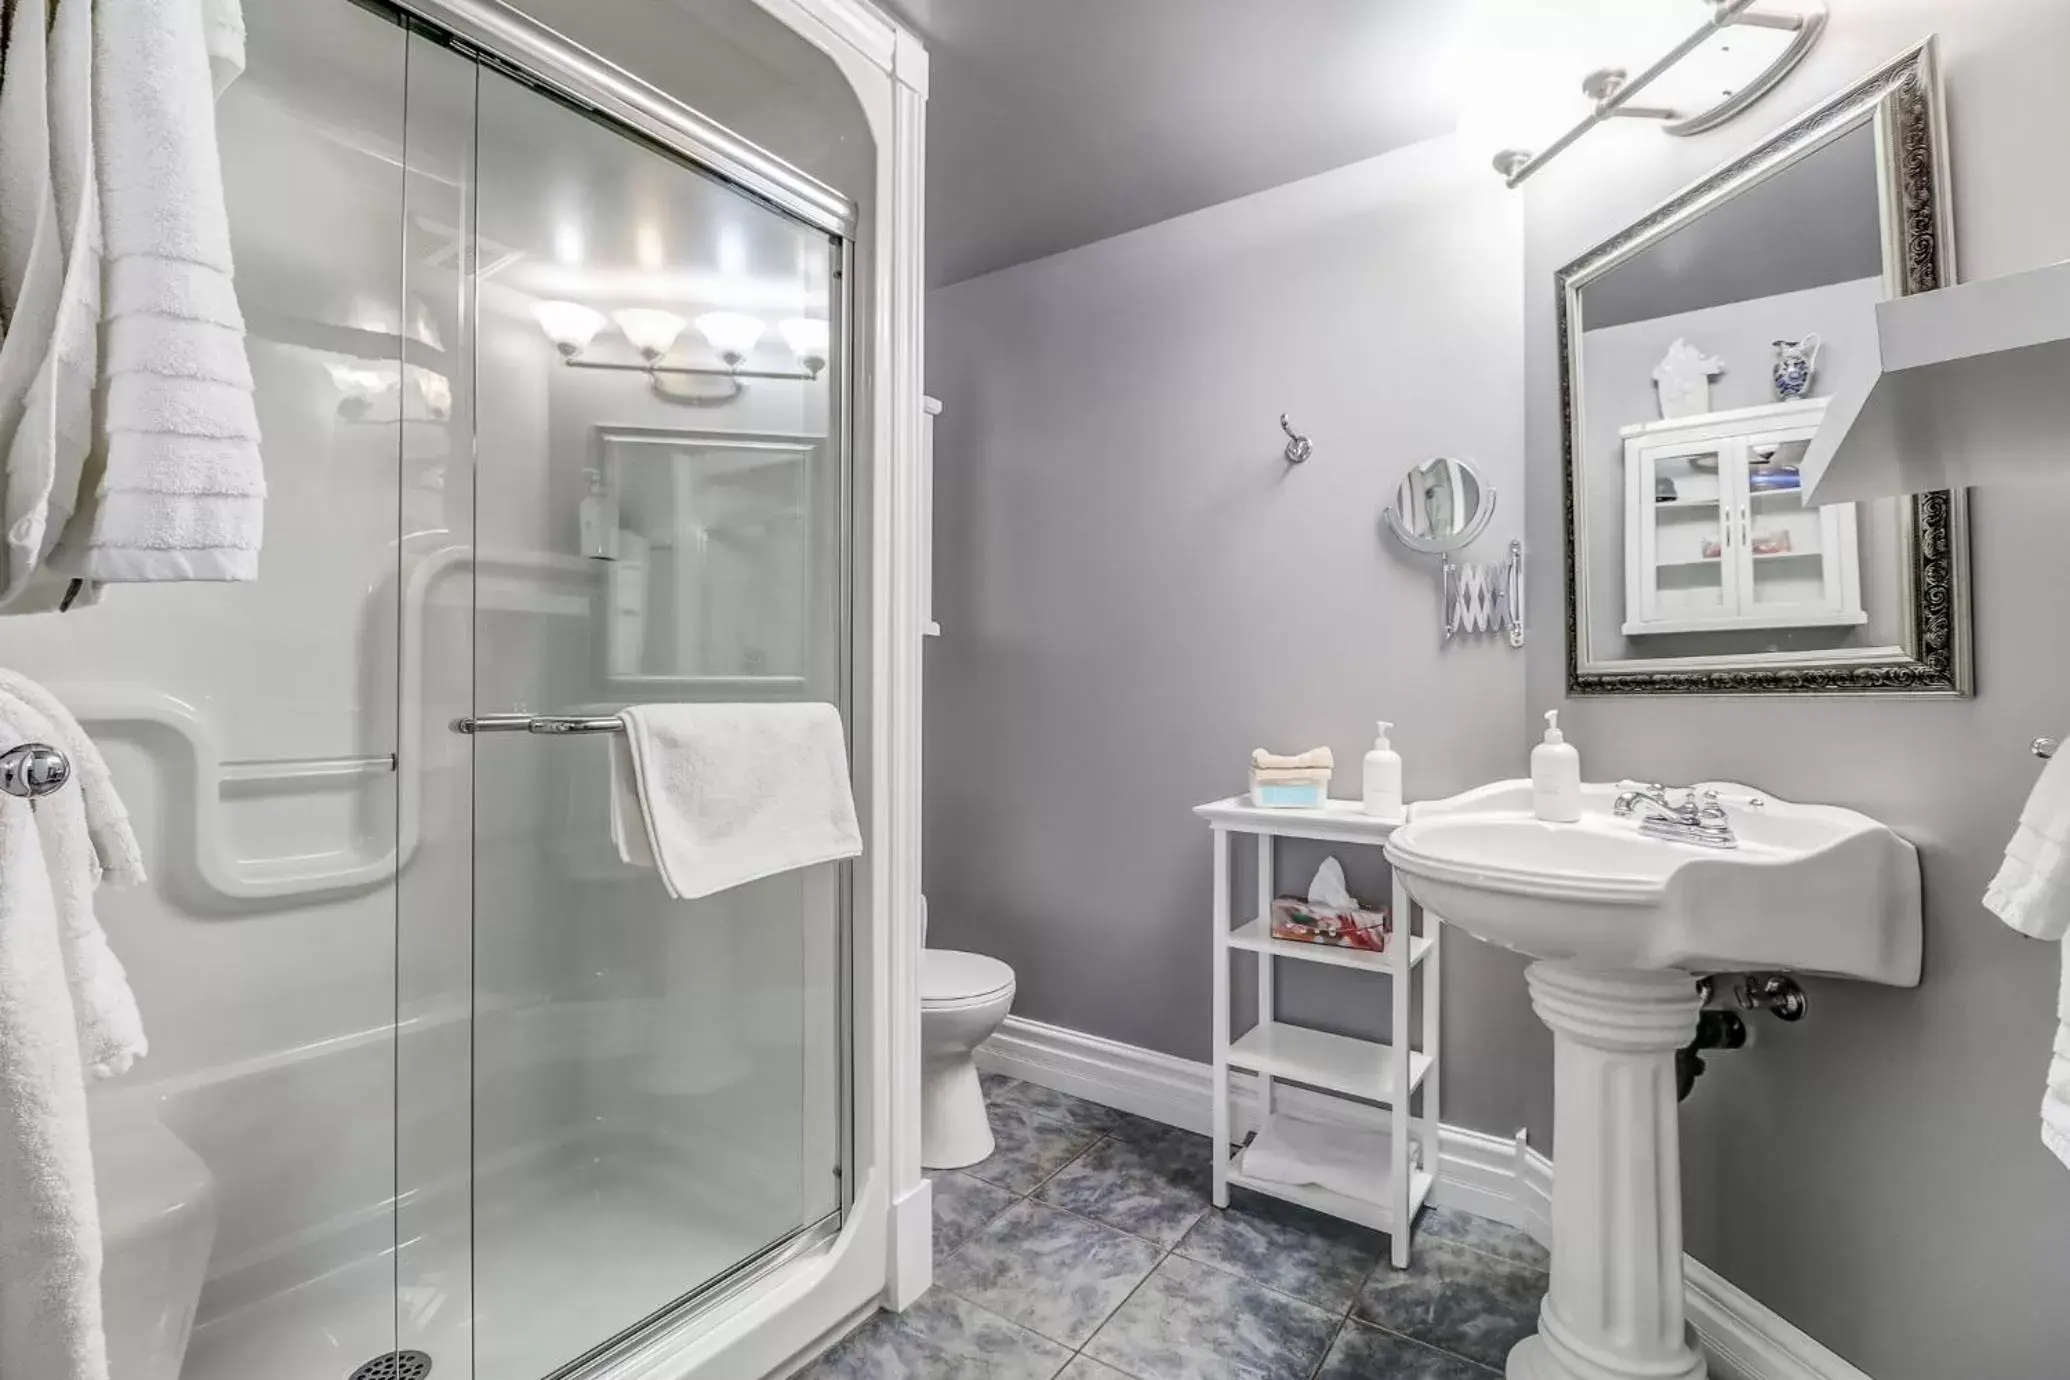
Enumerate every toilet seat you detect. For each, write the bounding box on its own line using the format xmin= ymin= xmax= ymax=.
xmin=922 ymin=949 xmax=1015 ymax=1008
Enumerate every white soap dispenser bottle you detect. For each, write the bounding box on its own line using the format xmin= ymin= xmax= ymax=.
xmin=1531 ymin=710 xmax=1581 ymax=823
xmin=1362 ymin=720 xmax=1404 ymax=823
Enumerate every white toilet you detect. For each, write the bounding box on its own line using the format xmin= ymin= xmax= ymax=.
xmin=920 ymin=948 xmax=1016 ymax=1169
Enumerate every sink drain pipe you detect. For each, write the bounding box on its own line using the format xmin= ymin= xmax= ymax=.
xmin=1679 ymin=973 xmax=1808 ymax=1101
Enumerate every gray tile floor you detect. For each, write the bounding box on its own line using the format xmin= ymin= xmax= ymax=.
xmin=796 ymin=1075 xmax=1549 ymax=1379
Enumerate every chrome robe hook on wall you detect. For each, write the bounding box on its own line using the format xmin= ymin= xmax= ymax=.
xmin=1279 ymin=414 xmax=1312 ymax=465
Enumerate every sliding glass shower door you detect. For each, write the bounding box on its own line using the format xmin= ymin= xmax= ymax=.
xmin=400 ymin=24 xmax=851 ymax=1380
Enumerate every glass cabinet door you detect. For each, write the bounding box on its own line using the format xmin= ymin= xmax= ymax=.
xmin=1736 ymin=432 xmax=1859 ymax=622
xmin=1629 ymin=442 xmax=1735 ymax=632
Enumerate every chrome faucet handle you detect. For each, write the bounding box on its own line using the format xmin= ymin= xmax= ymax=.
xmin=1612 ymin=782 xmax=1669 ymax=818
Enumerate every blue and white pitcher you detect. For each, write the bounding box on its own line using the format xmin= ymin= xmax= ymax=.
xmin=1772 ymin=333 xmax=1822 ymax=399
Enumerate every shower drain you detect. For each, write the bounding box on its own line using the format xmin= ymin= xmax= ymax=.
xmin=347 ymin=1352 xmax=432 ymax=1380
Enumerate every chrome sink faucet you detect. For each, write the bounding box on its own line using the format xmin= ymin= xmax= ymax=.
xmin=1612 ymin=784 xmax=1740 ymax=849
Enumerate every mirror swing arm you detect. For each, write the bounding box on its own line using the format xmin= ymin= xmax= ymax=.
xmin=1440 ymin=539 xmax=1526 ymax=648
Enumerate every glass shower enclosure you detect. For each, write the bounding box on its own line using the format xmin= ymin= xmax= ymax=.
xmin=16 ymin=3 xmax=861 ymax=1378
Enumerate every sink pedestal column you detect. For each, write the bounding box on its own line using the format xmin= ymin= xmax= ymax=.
xmin=1508 ymin=963 xmax=1707 ymax=1380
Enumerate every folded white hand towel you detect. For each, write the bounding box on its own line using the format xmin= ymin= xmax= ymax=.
xmin=1239 ymin=1110 xmax=1410 ymax=1207
xmin=0 ymin=789 xmax=110 ymax=1380
xmin=1252 ymin=747 xmax=1334 ymax=771
xmin=65 ymin=0 xmax=264 ymax=585
xmin=614 ymin=702 xmax=862 ymax=901
xmin=1984 ymin=741 xmax=2070 ymax=941
xmin=0 ymin=693 xmax=147 ymax=1080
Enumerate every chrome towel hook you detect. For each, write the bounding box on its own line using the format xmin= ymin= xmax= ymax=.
xmin=1279 ymin=414 xmax=1312 ymax=465
xmin=0 ymin=742 xmax=70 ymax=801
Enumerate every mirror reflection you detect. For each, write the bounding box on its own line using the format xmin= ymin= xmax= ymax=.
xmin=1385 ymin=457 xmax=1492 ymax=555
xmin=599 ymin=429 xmax=818 ymax=684
xmin=1576 ymin=124 xmax=1893 ymax=663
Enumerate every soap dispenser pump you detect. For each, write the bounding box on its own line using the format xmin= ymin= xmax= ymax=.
xmin=1532 ymin=710 xmax=1581 ymax=823
xmin=1362 ymin=720 xmax=1404 ymax=823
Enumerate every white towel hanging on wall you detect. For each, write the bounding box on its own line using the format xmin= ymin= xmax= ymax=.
xmin=1985 ymin=736 xmax=2070 ymax=1172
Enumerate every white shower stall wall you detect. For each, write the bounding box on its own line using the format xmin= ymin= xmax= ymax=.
xmin=0 ymin=0 xmax=934 ymax=1376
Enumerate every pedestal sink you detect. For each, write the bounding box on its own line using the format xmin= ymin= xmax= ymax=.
xmin=1384 ymin=780 xmax=1920 ymax=1380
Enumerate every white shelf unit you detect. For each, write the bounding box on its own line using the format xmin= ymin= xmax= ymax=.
xmin=1193 ymin=796 xmax=1441 ymax=1268
xmin=1620 ymin=397 xmax=1866 ymax=638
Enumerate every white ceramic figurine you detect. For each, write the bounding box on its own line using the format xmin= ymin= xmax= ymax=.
xmin=1652 ymin=337 xmax=1725 ymax=419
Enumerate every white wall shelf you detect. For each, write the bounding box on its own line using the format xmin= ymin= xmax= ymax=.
xmin=1194 ymin=795 xmax=1441 ymax=1268
xmin=1802 ymin=260 xmax=2070 ymax=504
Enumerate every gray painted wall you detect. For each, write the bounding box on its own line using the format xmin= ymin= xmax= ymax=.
xmin=1523 ymin=6 xmax=2070 ymax=1378
xmin=925 ymin=138 xmax=1549 ymax=1138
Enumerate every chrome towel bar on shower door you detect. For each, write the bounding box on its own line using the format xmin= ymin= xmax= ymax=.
xmin=453 ymin=713 xmax=625 ymax=735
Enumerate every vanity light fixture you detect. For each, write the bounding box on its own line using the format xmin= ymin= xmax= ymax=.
xmin=693 ymin=311 xmax=769 ymax=367
xmin=776 ymin=317 xmax=830 ymax=377
xmin=530 ymin=300 xmax=606 ymax=358
xmin=1483 ymin=0 xmax=1826 ymax=188
xmin=530 ymin=300 xmax=818 ymax=404
xmin=610 ymin=308 xmax=689 ymax=364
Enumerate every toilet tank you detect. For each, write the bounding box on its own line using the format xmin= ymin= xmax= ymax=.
xmin=91 ymin=1101 xmax=218 ymax=1380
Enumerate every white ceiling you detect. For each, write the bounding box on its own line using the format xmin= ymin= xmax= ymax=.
xmin=882 ymin=0 xmax=1465 ymax=287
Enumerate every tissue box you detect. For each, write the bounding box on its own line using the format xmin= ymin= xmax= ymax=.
xmin=1269 ymin=895 xmax=1390 ymax=952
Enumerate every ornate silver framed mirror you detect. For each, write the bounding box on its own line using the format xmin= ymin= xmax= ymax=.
xmin=1560 ymin=39 xmax=1971 ymax=696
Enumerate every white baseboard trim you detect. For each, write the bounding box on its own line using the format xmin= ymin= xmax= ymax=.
xmin=976 ymin=1015 xmax=1869 ymax=1380
xmin=885 ymin=1178 xmax=933 ymax=1310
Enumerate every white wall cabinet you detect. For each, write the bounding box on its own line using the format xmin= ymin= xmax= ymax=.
xmin=1621 ymin=397 xmax=1864 ymax=637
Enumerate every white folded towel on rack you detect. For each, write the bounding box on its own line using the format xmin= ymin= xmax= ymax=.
xmin=54 ymin=0 xmax=264 ymax=585
xmin=0 ymin=786 xmax=110 ymax=1380
xmin=611 ymin=702 xmax=862 ymax=900
xmin=0 ymin=690 xmax=146 ymax=1080
xmin=1240 ymin=1110 xmax=1411 ymax=1207
xmin=1985 ymin=737 xmax=2070 ymax=1173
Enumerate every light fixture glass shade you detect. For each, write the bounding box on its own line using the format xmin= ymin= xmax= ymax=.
xmin=612 ymin=307 xmax=688 ymax=361
xmin=777 ymin=317 xmax=830 ymax=373
xmin=694 ymin=311 xmax=768 ymax=363
xmin=531 ymin=300 xmax=607 ymax=357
